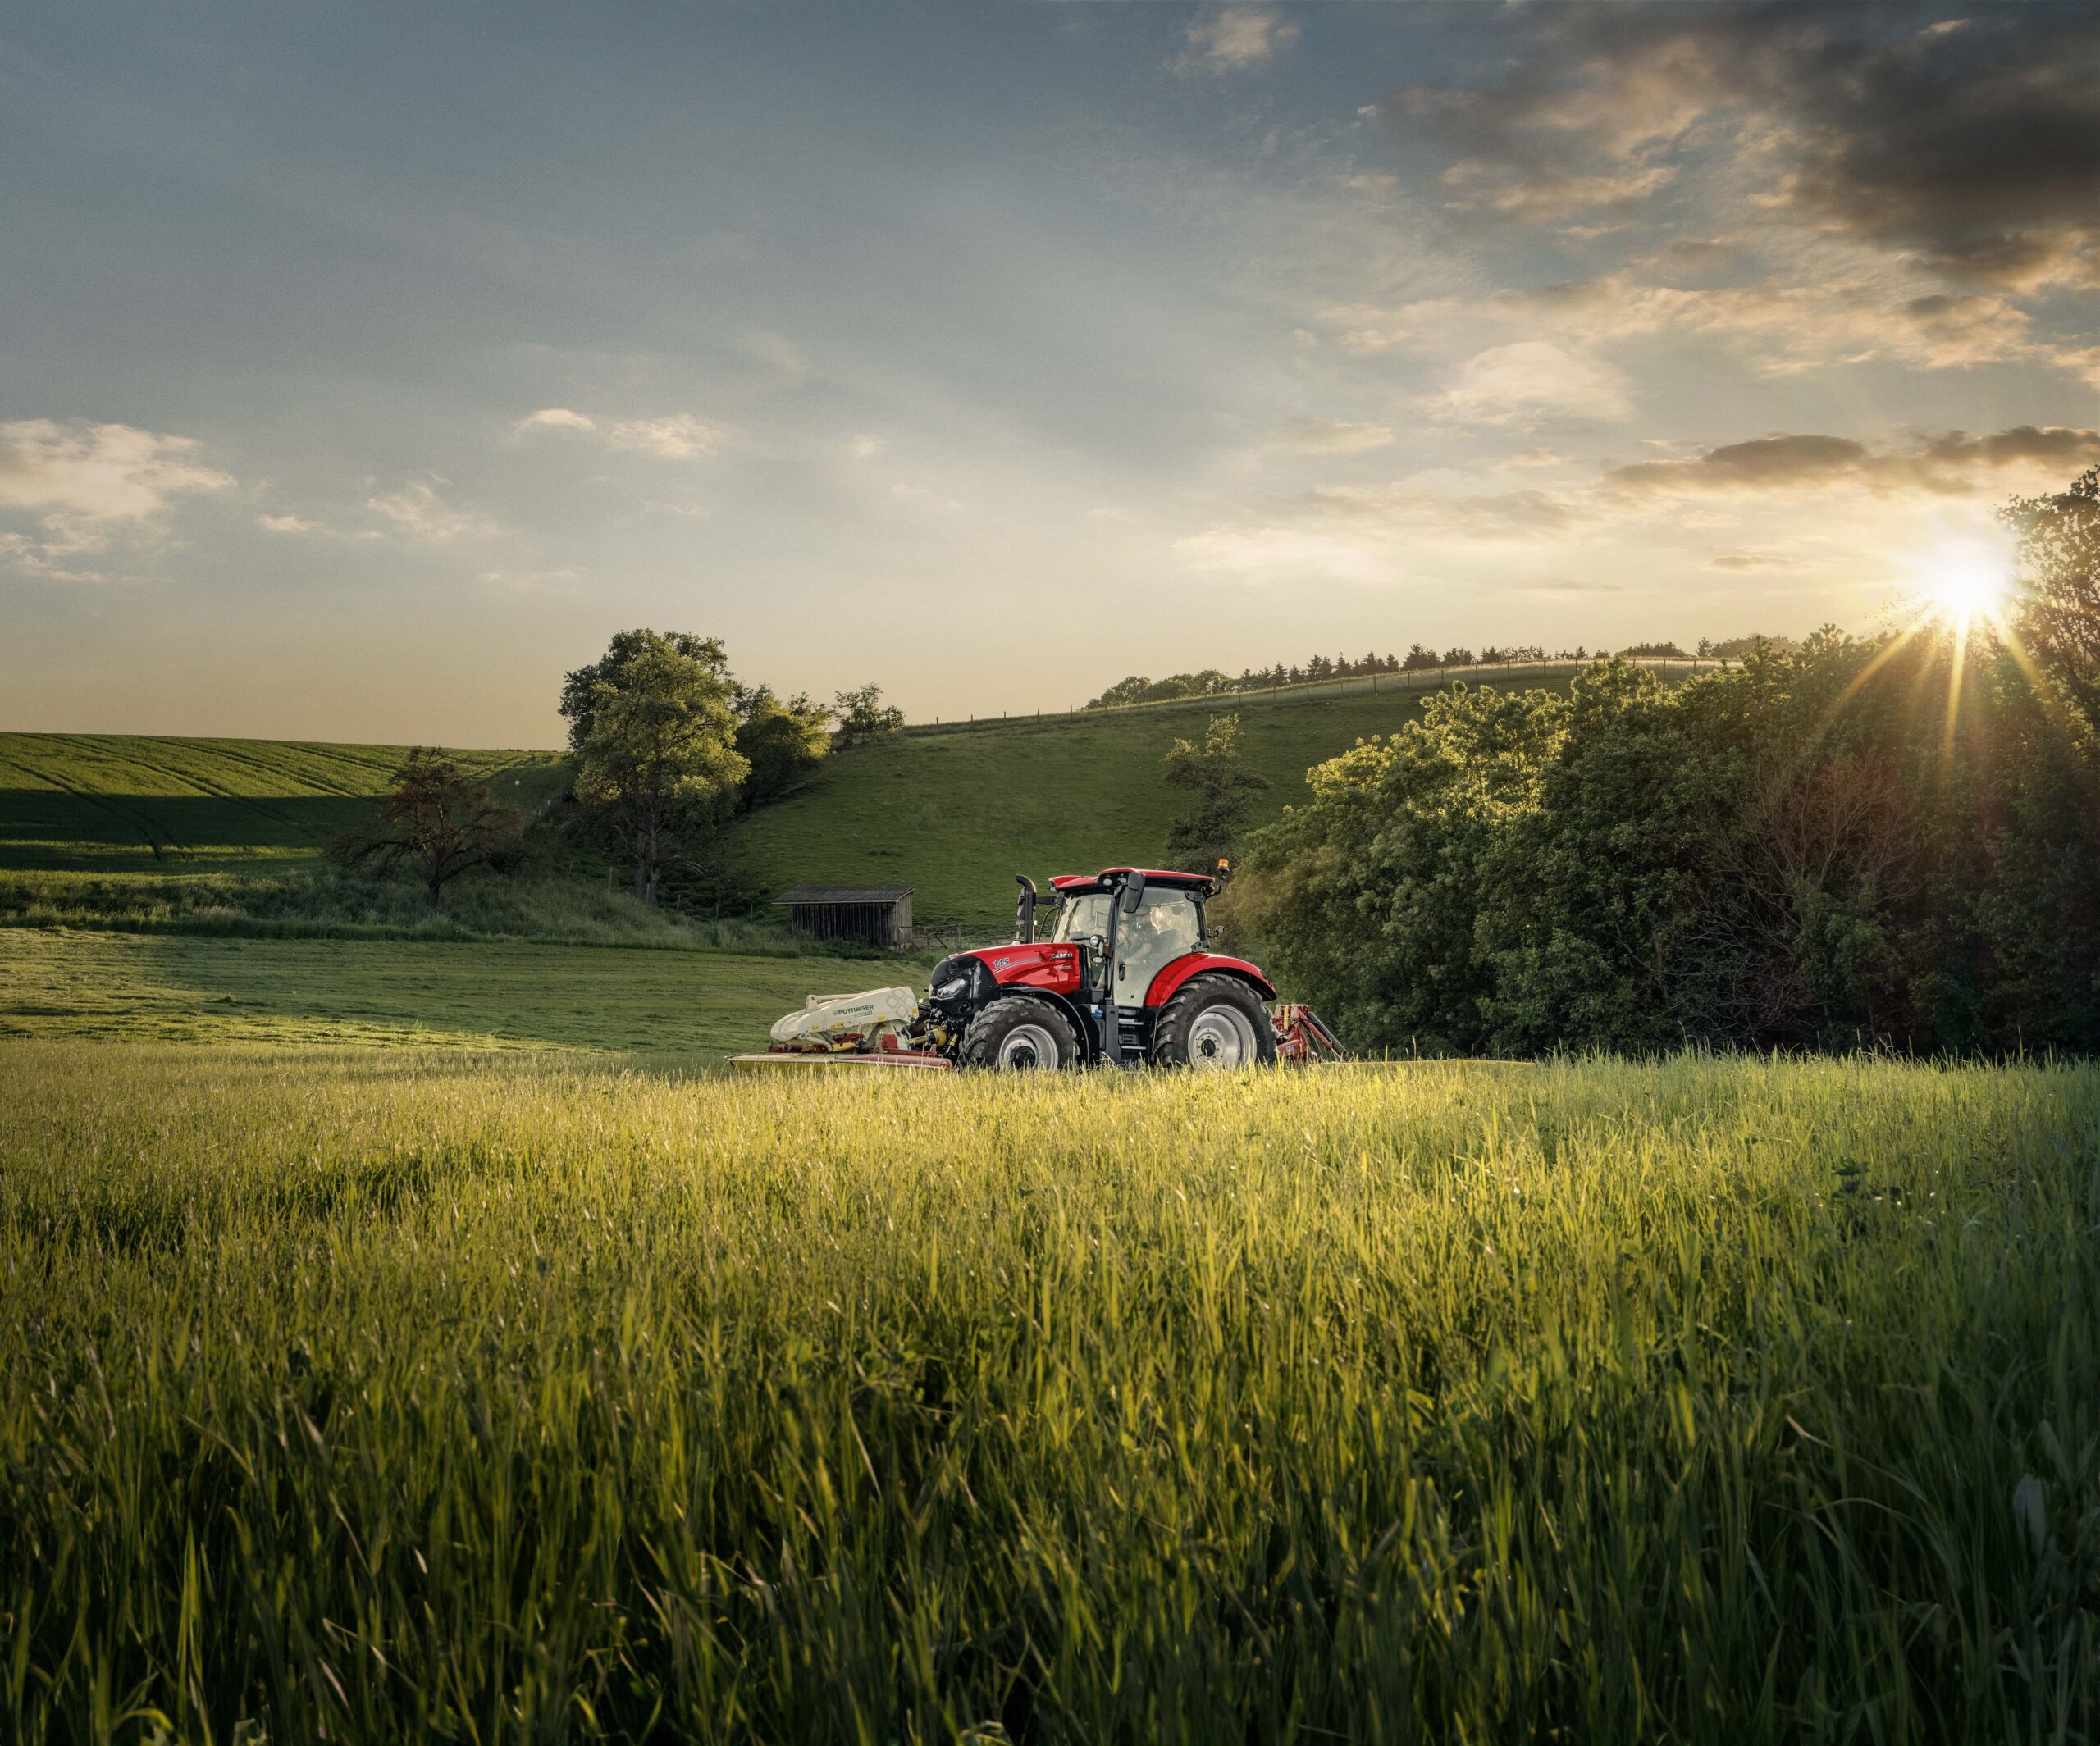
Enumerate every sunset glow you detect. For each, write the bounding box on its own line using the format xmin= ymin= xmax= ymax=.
xmin=1915 ymin=541 xmax=2012 ymax=633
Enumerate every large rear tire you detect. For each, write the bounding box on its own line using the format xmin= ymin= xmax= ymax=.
xmin=959 ymin=996 xmax=1080 ymax=1071
xmin=1152 ymin=974 xmax=1277 ymax=1070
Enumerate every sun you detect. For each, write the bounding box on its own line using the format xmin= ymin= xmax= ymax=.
xmin=1912 ymin=539 xmax=2011 ymax=632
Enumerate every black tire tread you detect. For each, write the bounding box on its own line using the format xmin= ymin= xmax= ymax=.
xmin=958 ymin=995 xmax=1080 ymax=1070
xmin=1152 ymin=973 xmax=1278 ymax=1069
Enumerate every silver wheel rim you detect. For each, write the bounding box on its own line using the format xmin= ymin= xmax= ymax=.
xmin=1186 ymin=1003 xmax=1258 ymax=1069
xmin=997 ymin=1021 xmax=1061 ymax=1069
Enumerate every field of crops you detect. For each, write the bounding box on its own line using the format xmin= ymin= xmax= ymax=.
xmin=5 ymin=1045 xmax=2094 ymax=1741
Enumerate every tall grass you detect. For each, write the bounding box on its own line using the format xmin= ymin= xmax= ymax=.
xmin=2 ymin=1047 xmax=2095 ymax=1741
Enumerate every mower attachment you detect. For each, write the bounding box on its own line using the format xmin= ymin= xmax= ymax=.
xmin=1271 ymin=1003 xmax=1350 ymax=1064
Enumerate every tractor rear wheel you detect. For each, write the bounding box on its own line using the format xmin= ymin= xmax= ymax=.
xmin=1152 ymin=975 xmax=1277 ymax=1070
xmin=959 ymin=996 xmax=1080 ymax=1071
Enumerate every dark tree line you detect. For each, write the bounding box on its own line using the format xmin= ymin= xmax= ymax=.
xmin=1087 ymin=640 xmax=1737 ymax=708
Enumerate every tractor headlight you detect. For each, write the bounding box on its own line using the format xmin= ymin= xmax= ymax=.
xmin=936 ymin=977 xmax=969 ymax=1001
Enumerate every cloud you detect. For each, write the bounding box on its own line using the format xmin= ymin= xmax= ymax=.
xmin=1180 ymin=6 xmax=1299 ymax=74
xmin=516 ymin=407 xmax=727 ymax=458
xmin=1489 ymin=274 xmax=2037 ymax=374
xmin=0 ymin=417 xmax=232 ymax=580
xmin=1268 ymin=419 xmax=1395 ymax=454
xmin=366 ymin=481 xmax=500 ymax=542
xmin=256 ymin=513 xmax=321 ymax=534
xmin=518 ymin=408 xmax=596 ymax=433
xmin=1706 ymin=550 xmax=1806 ymax=572
xmin=605 ymin=413 xmax=725 ymax=459
xmin=1388 ymin=6 xmax=2100 ymax=287
xmin=1174 ymin=526 xmax=1384 ymax=581
xmin=0 ymin=418 xmax=232 ymax=530
xmin=1605 ymin=425 xmax=2100 ymax=498
xmin=1331 ymin=271 xmax=2041 ymax=379
xmin=1430 ymin=341 xmax=1632 ymax=425
xmin=1609 ymin=434 xmax=1869 ymax=494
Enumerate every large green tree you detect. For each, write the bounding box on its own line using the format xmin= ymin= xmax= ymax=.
xmin=1161 ymin=713 xmax=1269 ymax=874
xmin=831 ymin=683 xmax=904 ymax=749
xmin=2006 ymin=466 xmax=2100 ymax=744
xmin=569 ymin=631 xmax=747 ymax=905
xmin=559 ymin=630 xmax=731 ymax=751
xmin=733 ymin=686 xmax=833 ymax=808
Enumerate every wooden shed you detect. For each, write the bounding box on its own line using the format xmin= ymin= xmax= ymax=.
xmin=774 ymin=885 xmax=914 ymax=949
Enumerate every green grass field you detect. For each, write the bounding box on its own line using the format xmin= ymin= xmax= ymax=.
xmin=3 ymin=1044 xmax=2094 ymax=1741
xmin=0 ymin=733 xmax=568 ymax=873
xmin=0 ymin=929 xmax=906 ymax=1053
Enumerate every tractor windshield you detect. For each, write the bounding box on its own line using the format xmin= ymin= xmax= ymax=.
xmin=1052 ymin=893 xmax=1114 ymax=943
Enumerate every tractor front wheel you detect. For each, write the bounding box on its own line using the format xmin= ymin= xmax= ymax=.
xmin=959 ymin=996 xmax=1080 ymax=1071
xmin=1152 ymin=975 xmax=1277 ymax=1070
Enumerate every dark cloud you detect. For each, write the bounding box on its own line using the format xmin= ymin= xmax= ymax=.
xmin=1609 ymin=435 xmax=1868 ymax=494
xmin=1392 ymin=4 xmax=2100 ymax=286
xmin=1607 ymin=426 xmax=2100 ymax=496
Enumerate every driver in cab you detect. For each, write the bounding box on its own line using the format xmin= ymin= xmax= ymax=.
xmin=1117 ymin=893 xmax=1199 ymax=999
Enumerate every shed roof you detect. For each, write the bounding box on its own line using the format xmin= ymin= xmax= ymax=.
xmin=774 ymin=885 xmax=914 ymax=905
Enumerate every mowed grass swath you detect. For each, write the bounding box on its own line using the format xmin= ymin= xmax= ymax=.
xmin=4 ymin=1048 xmax=2098 ymax=1741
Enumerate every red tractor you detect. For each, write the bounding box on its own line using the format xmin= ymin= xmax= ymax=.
xmin=735 ymin=864 xmax=1346 ymax=1072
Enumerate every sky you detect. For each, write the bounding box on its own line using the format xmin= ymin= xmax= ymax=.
xmin=3 ymin=1 xmax=2098 ymax=746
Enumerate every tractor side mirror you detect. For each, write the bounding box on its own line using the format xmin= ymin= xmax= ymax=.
xmin=1118 ymin=875 xmax=1146 ymax=914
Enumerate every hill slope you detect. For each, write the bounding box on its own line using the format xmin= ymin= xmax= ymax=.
xmin=0 ymin=734 xmax=568 ymax=873
xmin=733 ymin=678 xmax=1499 ymax=932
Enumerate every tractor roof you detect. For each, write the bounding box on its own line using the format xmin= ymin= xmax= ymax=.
xmin=1049 ymin=868 xmax=1214 ymax=893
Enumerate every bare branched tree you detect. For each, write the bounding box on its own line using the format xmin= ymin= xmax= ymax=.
xmin=329 ymin=750 xmax=525 ymax=907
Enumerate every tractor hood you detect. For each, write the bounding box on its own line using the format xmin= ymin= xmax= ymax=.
xmin=964 ymin=940 xmax=1086 ymax=996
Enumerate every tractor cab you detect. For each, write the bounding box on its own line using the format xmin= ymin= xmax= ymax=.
xmin=1046 ymin=869 xmax=1208 ymax=1005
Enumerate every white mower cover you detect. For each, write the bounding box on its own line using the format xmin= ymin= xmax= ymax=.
xmin=768 ymin=986 xmax=922 ymax=1047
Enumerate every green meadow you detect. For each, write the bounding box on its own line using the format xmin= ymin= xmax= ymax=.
xmin=3 ymin=1046 xmax=2095 ymax=1741
xmin=0 ymin=928 xmax=905 ymax=1053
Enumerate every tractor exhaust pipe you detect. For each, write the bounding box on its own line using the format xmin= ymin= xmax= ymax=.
xmin=1014 ymin=874 xmax=1037 ymax=944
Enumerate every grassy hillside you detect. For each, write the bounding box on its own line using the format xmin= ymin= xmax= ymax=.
xmin=0 ymin=732 xmax=568 ymax=873
xmin=733 ymin=678 xmax=1537 ymax=932
xmin=3 ymin=663 xmax=1707 ymax=941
